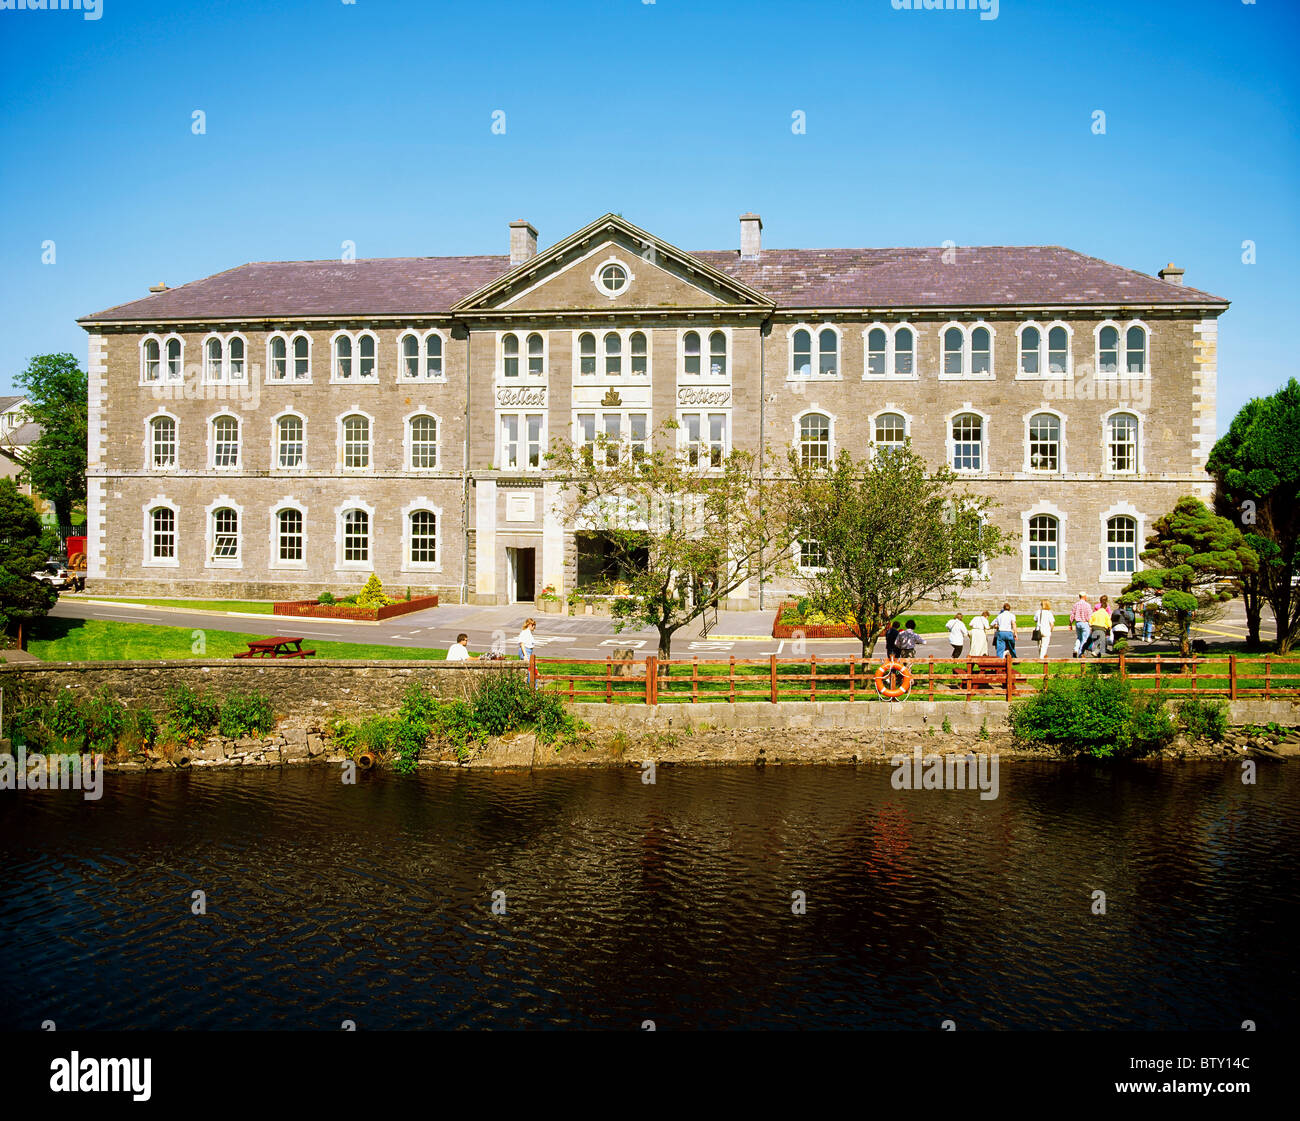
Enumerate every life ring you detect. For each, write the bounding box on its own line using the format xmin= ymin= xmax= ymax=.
xmin=874 ymin=660 xmax=912 ymax=701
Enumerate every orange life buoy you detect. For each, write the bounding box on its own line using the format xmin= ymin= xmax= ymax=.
xmin=874 ymin=660 xmax=912 ymax=701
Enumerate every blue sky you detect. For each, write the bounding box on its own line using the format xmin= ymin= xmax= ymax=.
xmin=1 ymin=0 xmax=1296 ymax=431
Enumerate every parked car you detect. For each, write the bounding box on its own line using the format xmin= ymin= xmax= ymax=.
xmin=32 ymin=558 xmax=84 ymax=592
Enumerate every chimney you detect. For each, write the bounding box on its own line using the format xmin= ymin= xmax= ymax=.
xmin=510 ymin=220 xmax=538 ymax=266
xmin=1158 ymin=262 xmax=1184 ymax=285
xmin=740 ymin=212 xmax=762 ymax=259
xmin=148 ymin=282 xmax=169 ymax=293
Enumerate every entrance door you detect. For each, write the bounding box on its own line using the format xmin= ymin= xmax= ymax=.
xmin=507 ymin=547 xmax=536 ymax=604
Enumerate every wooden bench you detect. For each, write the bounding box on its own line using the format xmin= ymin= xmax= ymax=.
xmin=950 ymin=656 xmax=1028 ymax=695
xmin=234 ymin=636 xmax=316 ymax=659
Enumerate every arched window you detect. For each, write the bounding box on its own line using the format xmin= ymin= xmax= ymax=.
xmin=630 ymin=331 xmax=647 ymax=376
xmin=970 ymin=326 xmax=991 ymax=375
xmin=799 ymin=413 xmax=831 ymax=468
xmin=342 ymin=415 xmax=370 ymax=469
xmin=1047 ymin=326 xmax=1069 ymax=374
xmin=1098 ymin=326 xmax=1120 ymax=374
xmin=944 ymin=327 xmax=965 ymax=375
xmin=1027 ymin=515 xmax=1059 ymax=574
xmin=292 ymin=335 xmax=310 ymax=380
xmin=1108 ymin=413 xmax=1138 ymax=473
xmin=579 ymin=332 xmax=596 ymax=376
xmin=683 ymin=331 xmax=701 ymax=376
xmin=410 ymin=415 xmax=438 ymax=469
xmin=792 ymin=329 xmax=812 ymax=377
xmin=270 ymin=336 xmax=288 ymax=380
xmin=227 ymin=337 xmax=245 ymax=380
xmin=277 ymin=415 xmax=304 ymax=468
xmin=150 ymin=416 xmax=176 ymax=469
xmin=894 ymin=327 xmax=914 ymax=375
xmin=709 ymin=331 xmax=727 ymax=377
xmin=1020 ymin=326 xmax=1041 ymax=375
xmin=604 ymin=332 xmax=622 ymax=376
xmin=205 ymin=338 xmax=224 ymax=381
xmin=143 ymin=338 xmax=161 ymax=382
xmin=527 ymin=332 xmax=545 ymax=376
xmin=342 ymin=509 xmax=369 ymax=563
xmin=502 ymin=332 xmax=519 ymax=377
xmin=867 ymin=328 xmax=888 ymax=376
xmin=818 ymin=328 xmax=838 ymax=377
xmin=210 ymin=507 xmax=239 ymax=562
xmin=1125 ymin=325 xmax=1146 ymax=374
xmin=165 ymin=338 xmax=182 ymax=380
xmin=1107 ymin=515 xmax=1138 ymax=575
xmin=409 ymin=510 xmax=438 ymax=565
xmin=402 ymin=333 xmax=420 ymax=379
xmin=277 ymin=508 xmax=303 ymax=562
xmin=1028 ymin=413 xmax=1060 ymax=472
xmin=873 ymin=412 xmax=906 ymax=455
xmin=212 ymin=416 xmax=239 ymax=469
xmin=150 ymin=507 xmax=176 ymax=560
xmin=951 ymin=413 xmax=982 ymax=471
xmin=424 ymin=333 xmax=442 ymax=378
xmin=334 ymin=334 xmax=353 ymax=380
xmin=357 ymin=333 xmax=376 ymax=379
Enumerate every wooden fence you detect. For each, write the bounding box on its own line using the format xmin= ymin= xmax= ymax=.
xmin=531 ymin=652 xmax=1300 ymax=705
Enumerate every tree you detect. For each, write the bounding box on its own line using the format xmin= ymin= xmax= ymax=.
xmin=549 ymin=421 xmax=795 ymax=659
xmin=14 ymin=352 xmax=88 ymax=530
xmin=0 ymin=477 xmax=59 ymax=643
xmin=781 ymin=444 xmax=1012 ymax=658
xmin=1207 ymin=379 xmax=1300 ymax=653
xmin=1119 ymin=496 xmax=1258 ymax=657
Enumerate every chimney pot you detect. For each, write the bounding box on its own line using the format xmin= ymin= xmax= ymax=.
xmin=1158 ymin=262 xmax=1185 ymax=285
xmin=740 ymin=212 xmax=762 ymax=259
xmin=510 ymin=220 xmax=538 ymax=266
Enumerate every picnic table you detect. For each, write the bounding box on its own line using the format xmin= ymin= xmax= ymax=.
xmin=233 ymin=636 xmax=316 ymax=659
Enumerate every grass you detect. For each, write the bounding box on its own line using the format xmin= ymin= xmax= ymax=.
xmin=781 ymin=612 xmax=1064 ymax=634
xmin=27 ymin=618 xmax=447 ymax=662
xmin=76 ymin=597 xmax=276 ymax=614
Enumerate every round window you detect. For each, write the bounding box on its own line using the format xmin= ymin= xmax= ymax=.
xmin=599 ymin=263 xmax=628 ymax=294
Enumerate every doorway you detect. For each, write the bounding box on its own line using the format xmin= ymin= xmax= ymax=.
xmin=506 ymin=547 xmax=536 ymax=604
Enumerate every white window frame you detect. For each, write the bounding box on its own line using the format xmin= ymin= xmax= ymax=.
xmin=401 ymin=498 xmax=444 ymax=572
xmin=1100 ymin=503 xmax=1144 ymax=584
xmin=267 ymin=331 xmax=313 ymax=383
xmin=405 ymin=410 xmax=442 ymax=471
xmin=140 ymin=333 xmax=183 ymax=385
xmin=142 ymin=498 xmax=180 ymax=568
xmin=338 ymin=410 xmax=374 ymax=471
xmin=145 ymin=409 xmax=179 ymax=471
xmin=591 ymin=256 xmax=634 ymax=299
xmin=939 ymin=321 xmax=996 ymax=381
xmin=497 ymin=411 xmax=546 ymax=471
xmin=271 ymin=409 xmax=308 ymax=472
xmin=269 ymin=500 xmax=308 ymax=569
xmin=497 ymin=330 xmax=549 ymax=382
xmin=794 ymin=536 xmax=828 ymax=574
xmin=330 ymin=329 xmax=379 ymax=384
xmin=678 ymin=410 xmax=730 ymax=468
xmin=869 ymin=406 xmax=912 ymax=459
xmin=946 ymin=406 xmax=990 ymax=474
xmin=1095 ymin=319 xmax=1152 ymax=379
xmin=787 ymin=323 xmax=842 ymax=381
xmin=201 ymin=332 xmax=249 ymax=385
xmin=951 ymin=505 xmax=991 ymax=581
xmin=1102 ymin=407 xmax=1143 ymax=475
xmin=1015 ymin=320 xmax=1073 ymax=380
xmin=573 ymin=410 xmax=651 ymax=469
xmin=208 ymin=410 xmax=242 ymax=471
xmin=794 ymin=407 xmax=835 ymax=469
xmin=1022 ymin=502 xmax=1068 ymax=582
xmin=397 ymin=328 xmax=447 ymax=382
xmin=335 ymin=499 xmax=375 ymax=571
xmin=205 ymin=498 xmax=244 ymax=570
xmin=571 ymin=328 xmax=651 ymax=382
xmin=1023 ymin=407 xmax=1066 ymax=474
xmin=862 ymin=323 xmax=918 ymax=380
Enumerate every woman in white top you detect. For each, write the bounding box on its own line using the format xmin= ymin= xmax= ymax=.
xmin=517 ymin=618 xmax=537 ymax=684
xmin=1034 ymin=600 xmax=1054 ymax=660
xmin=968 ymin=610 xmax=990 ymax=657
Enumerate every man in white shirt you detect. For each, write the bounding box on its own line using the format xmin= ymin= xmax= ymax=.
xmin=446 ymin=634 xmax=471 ymax=662
xmin=993 ymin=603 xmax=1018 ymax=658
xmin=945 ymin=612 xmax=969 ymax=659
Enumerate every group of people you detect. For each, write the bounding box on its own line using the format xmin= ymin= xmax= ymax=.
xmin=882 ymin=593 xmax=1157 ymax=663
xmin=445 ymin=619 xmax=540 ymax=682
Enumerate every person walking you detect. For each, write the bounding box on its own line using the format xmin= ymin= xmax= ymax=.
xmin=517 ymin=617 xmax=538 ymax=684
xmin=994 ymin=603 xmax=1018 ymax=658
xmin=446 ymin=633 xmax=472 ymax=661
xmin=946 ymin=612 xmax=969 ymax=659
xmin=968 ymin=609 xmax=990 ymax=657
xmin=896 ymin=620 xmax=925 ymax=662
xmin=1142 ymin=595 xmax=1158 ymax=643
xmin=884 ymin=620 xmax=902 ymax=661
xmin=1069 ymin=592 xmax=1092 ymax=658
xmin=1088 ymin=598 xmax=1112 ymax=658
xmin=1033 ymin=600 xmax=1055 ymax=660
xmin=1111 ymin=601 xmax=1132 ymax=651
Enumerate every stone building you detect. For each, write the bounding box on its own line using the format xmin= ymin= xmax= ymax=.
xmin=78 ymin=212 xmax=1226 ymax=607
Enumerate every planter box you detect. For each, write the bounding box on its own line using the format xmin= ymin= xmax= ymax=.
xmin=771 ymin=600 xmax=862 ymax=639
xmin=536 ymin=599 xmax=563 ymax=614
xmin=273 ymin=595 xmax=439 ymax=621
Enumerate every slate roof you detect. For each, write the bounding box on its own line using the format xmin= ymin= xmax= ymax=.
xmin=79 ymin=244 xmax=1227 ymax=324
xmin=0 ymin=421 xmax=41 ymax=448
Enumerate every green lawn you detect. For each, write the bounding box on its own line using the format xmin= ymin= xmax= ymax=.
xmin=27 ymin=618 xmax=448 ymax=662
xmin=78 ymin=597 xmax=276 ymax=614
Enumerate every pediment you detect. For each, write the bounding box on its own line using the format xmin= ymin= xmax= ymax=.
xmin=452 ymin=214 xmax=772 ymax=315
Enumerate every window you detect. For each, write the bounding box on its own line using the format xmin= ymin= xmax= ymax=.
xmin=951 ymin=414 xmax=983 ymax=472
xmin=228 ymin=337 xmax=245 ymax=380
xmin=867 ymin=328 xmax=888 ymax=376
xmin=270 ymin=335 xmax=288 ymax=380
xmin=210 ymin=507 xmax=239 ymax=563
xmin=1106 ymin=515 xmax=1137 ymax=575
xmin=1126 ymin=326 xmax=1146 ymax=374
xmin=873 ymin=412 xmax=906 ymax=455
xmin=683 ymin=331 xmax=701 ymax=376
xmin=409 ymin=415 xmax=438 ymax=469
xmin=708 ymin=331 xmax=727 ymax=377
xmin=579 ymin=332 xmax=596 ymax=376
xmin=792 ymin=329 xmax=812 ymax=377
xmin=204 ymin=336 xmax=245 ymax=382
xmin=401 ymin=331 xmax=443 ymax=380
xmin=944 ymin=327 xmax=964 ymax=375
xmin=342 ymin=414 xmax=370 ymax=469
xmin=143 ymin=338 xmax=161 ymax=382
xmin=277 ymin=508 xmax=303 ymax=562
xmin=1020 ymin=326 xmax=1041 ymax=375
xmin=358 ymin=333 xmax=376 ymax=378
xmin=1098 ymin=323 xmax=1148 ymax=376
xmin=292 ymin=335 xmax=310 ymax=380
xmin=500 ymin=413 xmax=544 ymax=469
xmin=212 ymin=416 xmax=239 ymax=469
xmin=527 ymin=333 xmax=545 ymax=376
xmin=1099 ymin=326 xmax=1120 ymax=374
xmin=599 ymin=262 xmax=628 ymax=294
xmin=150 ymin=507 xmax=176 ymax=560
xmin=683 ymin=412 xmax=727 ymax=467
xmin=798 ymin=413 xmax=830 ymax=468
xmin=205 ymin=338 xmax=223 ymax=382
xmin=818 ymin=328 xmax=838 ymax=377
xmin=894 ymin=327 xmax=914 ymax=375
xmin=945 ymin=325 xmax=993 ymax=377
xmin=334 ymin=334 xmax=352 ymax=380
xmin=409 ymin=510 xmax=438 ymax=565
xmin=630 ymin=331 xmax=647 ymax=376
xmin=604 ymin=332 xmax=622 ymax=377
xmin=1108 ymin=413 xmax=1138 ymax=473
xmin=342 ymin=509 xmax=369 ymax=563
xmin=602 ymin=413 xmax=622 ymax=466
xmin=423 ymin=333 xmax=443 ymax=378
xmin=502 ymin=333 xmax=520 ymax=377
xmin=1047 ymin=326 xmax=1069 ymax=374
xmin=166 ymin=338 xmax=182 ymax=380
xmin=970 ymin=327 xmax=991 ymax=375
xmin=799 ymin=538 xmax=827 ymax=570
xmin=150 ymin=416 xmax=176 ymax=469
xmin=1028 ymin=413 xmax=1060 ymax=472
xmin=1027 ymin=515 xmax=1059 ymax=575
xmin=277 ymin=415 xmax=304 ymax=468
xmin=332 ymin=332 xmax=377 ymax=381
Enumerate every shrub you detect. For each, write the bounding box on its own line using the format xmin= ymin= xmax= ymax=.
xmin=218 ymin=691 xmax=276 ymax=738
xmin=355 ymin=574 xmax=391 ymax=610
xmin=166 ymin=684 xmax=220 ymax=740
xmin=1009 ymin=670 xmax=1173 ymax=759
xmin=1178 ymin=697 xmax=1229 ymax=743
xmin=317 ymin=592 xmax=336 ymax=605
xmin=471 ymin=671 xmax=534 ymax=736
xmin=82 ymin=689 xmax=128 ymax=755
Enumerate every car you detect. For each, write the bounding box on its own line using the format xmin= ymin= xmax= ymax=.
xmin=32 ymin=558 xmax=84 ymax=593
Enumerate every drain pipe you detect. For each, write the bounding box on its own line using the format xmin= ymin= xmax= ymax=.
xmin=460 ymin=325 xmax=471 ymax=605
xmin=757 ymin=315 xmax=769 ymax=612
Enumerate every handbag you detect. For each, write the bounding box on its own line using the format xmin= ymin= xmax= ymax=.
xmin=1031 ymin=628 xmax=1042 ymax=642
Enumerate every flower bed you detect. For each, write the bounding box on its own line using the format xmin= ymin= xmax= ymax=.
xmin=771 ymin=601 xmax=862 ymax=639
xmin=273 ymin=595 xmax=439 ymax=621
